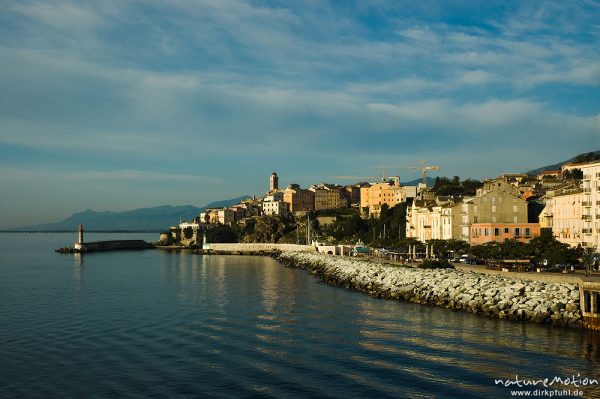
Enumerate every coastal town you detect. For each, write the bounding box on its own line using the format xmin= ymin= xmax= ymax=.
xmin=161 ymin=153 xmax=600 ymax=265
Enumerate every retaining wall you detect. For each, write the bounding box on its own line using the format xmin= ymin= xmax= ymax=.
xmin=203 ymin=243 xmax=316 ymax=253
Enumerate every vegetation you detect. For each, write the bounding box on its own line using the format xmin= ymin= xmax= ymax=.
xmin=572 ymin=152 xmax=600 ymax=164
xmin=562 ymin=168 xmax=583 ymax=180
xmin=466 ymin=233 xmax=583 ymax=266
xmin=431 ymin=176 xmax=483 ymax=196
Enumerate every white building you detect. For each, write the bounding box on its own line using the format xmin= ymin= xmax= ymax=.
xmin=580 ymin=161 xmax=600 ymax=252
xmin=262 ymin=199 xmax=289 ymax=216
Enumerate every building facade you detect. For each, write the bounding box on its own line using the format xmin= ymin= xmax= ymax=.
xmin=581 ymin=161 xmax=600 ymax=251
xmin=309 ymin=184 xmax=347 ymax=211
xmin=283 ymin=184 xmax=315 ymax=213
xmin=470 ymin=223 xmax=540 ymax=245
xmin=552 ymin=190 xmax=583 ymax=247
xmin=360 ymin=179 xmax=406 ymax=218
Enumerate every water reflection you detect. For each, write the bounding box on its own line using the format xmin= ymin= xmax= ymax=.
xmin=73 ymin=253 xmax=84 ymax=303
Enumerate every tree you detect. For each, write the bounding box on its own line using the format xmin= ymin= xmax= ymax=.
xmin=563 ymin=168 xmax=583 ymax=180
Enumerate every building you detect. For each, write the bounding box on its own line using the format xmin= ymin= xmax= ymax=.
xmin=343 ymin=183 xmax=369 ymax=207
xmin=580 ymin=161 xmax=600 ymax=251
xmin=200 ymin=208 xmax=235 ymax=225
xmin=469 ymin=223 xmax=540 ymax=245
xmin=262 ymin=200 xmax=288 ymax=216
xmin=309 ymin=184 xmax=347 ymax=211
xmin=406 ymin=199 xmax=457 ymax=242
xmin=551 ymin=189 xmax=583 ymax=247
xmin=441 ymin=188 xmax=537 ymax=245
xmin=269 ymin=172 xmax=279 ymax=192
xmin=283 ymin=184 xmax=315 ymax=213
xmin=360 ymin=178 xmax=406 ymax=218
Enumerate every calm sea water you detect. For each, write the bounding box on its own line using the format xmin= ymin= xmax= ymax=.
xmin=2 ymin=233 xmax=600 ymax=398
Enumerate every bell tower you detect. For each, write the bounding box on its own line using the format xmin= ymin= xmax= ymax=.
xmin=270 ymin=172 xmax=279 ymax=192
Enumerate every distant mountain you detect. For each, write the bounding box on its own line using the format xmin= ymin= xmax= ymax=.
xmin=12 ymin=195 xmax=249 ymax=232
xmin=526 ymin=151 xmax=600 ymax=175
xmin=403 ymin=177 xmax=435 ymax=186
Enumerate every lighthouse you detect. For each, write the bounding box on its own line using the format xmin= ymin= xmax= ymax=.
xmin=77 ymin=224 xmax=84 ymax=244
xmin=74 ymin=224 xmax=84 ymax=251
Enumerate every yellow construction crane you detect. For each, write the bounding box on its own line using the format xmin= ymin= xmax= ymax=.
xmin=331 ymin=175 xmax=387 ymax=183
xmin=375 ymin=160 xmax=440 ymax=187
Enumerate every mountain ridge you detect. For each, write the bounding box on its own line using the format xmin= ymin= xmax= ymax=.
xmin=11 ymin=196 xmax=250 ymax=232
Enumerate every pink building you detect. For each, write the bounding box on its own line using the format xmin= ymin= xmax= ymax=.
xmin=470 ymin=223 xmax=541 ymax=245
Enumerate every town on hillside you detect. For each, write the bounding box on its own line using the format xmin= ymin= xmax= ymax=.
xmin=159 ymin=156 xmax=600 ymax=268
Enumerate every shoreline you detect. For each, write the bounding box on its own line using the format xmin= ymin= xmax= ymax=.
xmin=277 ymin=251 xmax=583 ymax=329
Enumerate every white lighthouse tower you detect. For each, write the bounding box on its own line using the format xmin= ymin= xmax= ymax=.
xmin=74 ymin=224 xmax=84 ymax=251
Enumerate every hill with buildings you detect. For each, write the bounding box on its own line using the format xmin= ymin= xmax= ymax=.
xmin=11 ymin=196 xmax=249 ymax=232
xmin=526 ymin=151 xmax=600 ymax=175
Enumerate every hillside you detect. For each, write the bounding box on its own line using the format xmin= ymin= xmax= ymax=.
xmin=526 ymin=151 xmax=600 ymax=175
xmin=12 ymin=196 xmax=249 ymax=232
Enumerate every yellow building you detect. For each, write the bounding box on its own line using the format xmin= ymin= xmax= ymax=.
xmin=283 ymin=184 xmax=314 ymax=213
xmin=360 ymin=179 xmax=406 ymax=218
xmin=309 ymin=184 xmax=347 ymax=211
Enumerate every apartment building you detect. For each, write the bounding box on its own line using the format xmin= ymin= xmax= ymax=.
xmin=470 ymin=223 xmax=540 ymax=245
xmin=551 ymin=190 xmax=583 ymax=247
xmin=283 ymin=184 xmax=315 ymax=213
xmin=580 ymin=161 xmax=600 ymax=251
xmin=406 ymin=199 xmax=457 ymax=242
xmin=262 ymin=200 xmax=288 ymax=217
xmin=360 ymin=178 xmax=406 ymax=218
xmin=309 ymin=184 xmax=347 ymax=211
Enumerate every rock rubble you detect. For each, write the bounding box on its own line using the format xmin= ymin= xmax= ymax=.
xmin=278 ymin=252 xmax=582 ymax=328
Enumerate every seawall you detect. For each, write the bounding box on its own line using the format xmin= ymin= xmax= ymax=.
xmin=202 ymin=243 xmax=316 ymax=253
xmin=278 ymin=252 xmax=582 ymax=328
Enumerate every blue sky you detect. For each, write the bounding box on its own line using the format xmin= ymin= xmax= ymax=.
xmin=0 ymin=0 xmax=599 ymax=228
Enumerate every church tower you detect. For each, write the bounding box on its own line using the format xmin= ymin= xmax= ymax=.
xmin=270 ymin=172 xmax=279 ymax=192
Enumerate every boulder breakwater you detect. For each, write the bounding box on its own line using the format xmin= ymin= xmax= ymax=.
xmin=278 ymin=252 xmax=583 ymax=328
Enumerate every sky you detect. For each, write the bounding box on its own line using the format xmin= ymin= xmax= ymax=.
xmin=0 ymin=0 xmax=599 ymax=228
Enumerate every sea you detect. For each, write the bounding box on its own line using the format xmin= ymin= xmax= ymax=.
xmin=2 ymin=232 xmax=600 ymax=398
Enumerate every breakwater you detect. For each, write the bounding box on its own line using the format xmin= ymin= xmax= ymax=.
xmin=278 ymin=252 xmax=583 ymax=328
xmin=56 ymin=240 xmax=154 ymax=253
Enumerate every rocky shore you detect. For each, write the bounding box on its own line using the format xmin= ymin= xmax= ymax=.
xmin=278 ymin=252 xmax=582 ymax=328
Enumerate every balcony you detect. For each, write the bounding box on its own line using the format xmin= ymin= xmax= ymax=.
xmin=583 ymin=201 xmax=592 ymax=207
xmin=583 ymin=229 xmax=593 ymax=235
xmin=582 ymin=215 xmax=592 ymax=220
xmin=583 ymin=188 xmax=592 ymax=193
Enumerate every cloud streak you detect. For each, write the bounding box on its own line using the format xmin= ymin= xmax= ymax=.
xmin=0 ymin=0 xmax=598 ymax=227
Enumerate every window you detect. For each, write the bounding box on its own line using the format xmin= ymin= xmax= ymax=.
xmin=515 ymin=228 xmax=521 ymax=236
xmin=504 ymin=228 xmax=510 ymax=234
xmin=492 ymin=205 xmax=497 ymax=213
xmin=494 ymin=228 xmax=500 ymax=236
xmin=513 ymin=205 xmax=518 ymax=212
xmin=525 ymin=228 xmax=531 ymax=237
xmin=485 ymin=228 xmax=490 ymax=236
xmin=492 ymin=216 xmax=496 ymax=223
xmin=513 ymin=216 xmax=518 ymax=223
